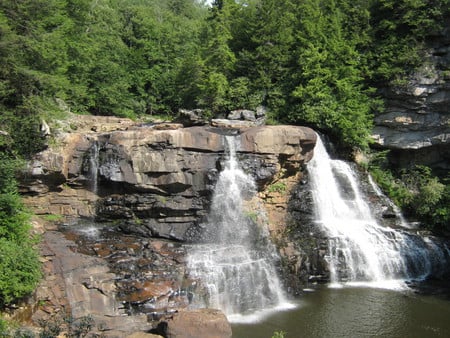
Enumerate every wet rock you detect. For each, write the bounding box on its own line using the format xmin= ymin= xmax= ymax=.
xmin=33 ymin=230 xmax=153 ymax=337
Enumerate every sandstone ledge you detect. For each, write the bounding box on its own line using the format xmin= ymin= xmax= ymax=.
xmin=22 ymin=123 xmax=316 ymax=241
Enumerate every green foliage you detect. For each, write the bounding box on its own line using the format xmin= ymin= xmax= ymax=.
xmin=286 ymin=0 xmax=375 ymax=149
xmin=245 ymin=211 xmax=258 ymax=223
xmin=0 ymin=314 xmax=97 ymax=338
xmin=369 ymin=153 xmax=450 ymax=231
xmin=0 ymin=154 xmax=41 ymax=307
xmin=0 ymin=317 xmax=7 ymax=337
xmin=267 ymin=181 xmax=287 ymax=193
xmin=368 ymin=0 xmax=450 ymax=84
xmin=42 ymin=214 xmax=64 ymax=223
xmin=272 ymin=331 xmax=286 ymax=338
xmin=0 ymin=238 xmax=41 ymax=305
xmin=197 ymin=71 xmax=230 ymax=113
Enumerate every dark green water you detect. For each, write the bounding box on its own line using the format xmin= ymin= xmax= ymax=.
xmin=232 ymin=285 xmax=450 ymax=338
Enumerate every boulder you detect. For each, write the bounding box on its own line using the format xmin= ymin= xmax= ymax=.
xmin=211 ymin=118 xmax=259 ymax=128
xmin=161 ymin=309 xmax=232 ymax=338
xmin=240 ymin=125 xmax=317 ymax=157
xmin=176 ymin=109 xmax=209 ymax=126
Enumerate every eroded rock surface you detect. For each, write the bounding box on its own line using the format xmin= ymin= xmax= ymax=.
xmin=372 ymin=27 xmax=450 ymax=169
xmin=22 ymin=124 xmax=316 ymax=241
xmin=21 ymin=117 xmax=318 ymax=336
xmin=34 ymin=230 xmax=152 ymax=337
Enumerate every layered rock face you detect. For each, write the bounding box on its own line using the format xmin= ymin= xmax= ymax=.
xmin=21 ymin=118 xmax=317 ymax=334
xmin=23 ymin=121 xmax=316 ymax=242
xmin=372 ymin=27 xmax=450 ymax=169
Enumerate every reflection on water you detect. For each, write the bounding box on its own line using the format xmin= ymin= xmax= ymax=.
xmin=232 ymin=286 xmax=450 ymax=338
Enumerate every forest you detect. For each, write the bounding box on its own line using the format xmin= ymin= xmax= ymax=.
xmin=0 ymin=0 xmax=449 ymax=307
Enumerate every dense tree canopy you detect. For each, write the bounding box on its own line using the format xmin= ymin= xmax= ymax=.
xmin=1 ymin=0 xmax=448 ymax=151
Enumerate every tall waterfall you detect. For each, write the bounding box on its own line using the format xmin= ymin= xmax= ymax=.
xmin=308 ymin=136 xmax=449 ymax=288
xmin=187 ymin=136 xmax=292 ymax=322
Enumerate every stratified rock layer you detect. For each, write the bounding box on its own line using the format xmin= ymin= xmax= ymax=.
xmin=372 ymin=27 xmax=450 ymax=169
xmin=23 ymin=123 xmax=316 ymax=241
xmin=21 ymin=118 xmax=318 ymax=336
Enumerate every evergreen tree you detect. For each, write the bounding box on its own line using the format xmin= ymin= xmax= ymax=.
xmin=369 ymin=0 xmax=450 ymax=84
xmin=0 ymin=154 xmax=41 ymax=306
xmin=241 ymin=0 xmax=296 ymax=113
xmin=196 ymin=0 xmax=238 ymax=113
xmin=288 ymin=0 xmax=374 ymax=149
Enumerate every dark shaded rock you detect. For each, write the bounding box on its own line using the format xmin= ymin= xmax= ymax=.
xmin=175 ymin=109 xmax=209 ymax=127
xmin=279 ymin=176 xmax=330 ymax=294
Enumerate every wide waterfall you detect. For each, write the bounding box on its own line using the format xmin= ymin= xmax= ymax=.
xmin=308 ymin=136 xmax=449 ymax=288
xmin=187 ymin=135 xmax=292 ymax=322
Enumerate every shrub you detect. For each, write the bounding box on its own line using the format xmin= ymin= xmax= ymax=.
xmin=369 ymin=155 xmax=450 ymax=231
xmin=0 ymin=238 xmax=41 ymax=305
xmin=0 ymin=154 xmax=41 ymax=307
xmin=267 ymin=181 xmax=287 ymax=194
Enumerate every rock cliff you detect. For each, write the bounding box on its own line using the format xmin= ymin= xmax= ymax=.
xmin=20 ymin=116 xmax=317 ymax=335
xmin=22 ymin=119 xmax=316 ymax=242
xmin=372 ymin=27 xmax=450 ymax=169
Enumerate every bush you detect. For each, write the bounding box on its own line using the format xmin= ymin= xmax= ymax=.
xmin=0 ymin=154 xmax=41 ymax=307
xmin=0 ymin=317 xmax=8 ymax=337
xmin=0 ymin=238 xmax=41 ymax=305
xmin=369 ymin=155 xmax=450 ymax=231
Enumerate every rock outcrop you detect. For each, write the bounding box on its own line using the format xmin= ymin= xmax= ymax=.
xmin=22 ymin=123 xmax=316 ymax=241
xmin=372 ymin=26 xmax=450 ymax=169
xmin=20 ymin=116 xmax=318 ymax=336
xmin=157 ymin=309 xmax=232 ymax=338
xmin=35 ymin=229 xmax=153 ymax=337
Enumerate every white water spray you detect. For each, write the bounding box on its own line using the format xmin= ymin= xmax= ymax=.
xmin=187 ymin=136 xmax=292 ymax=322
xmin=308 ymin=136 xmax=448 ymax=288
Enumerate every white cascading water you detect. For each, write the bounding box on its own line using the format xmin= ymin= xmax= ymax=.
xmin=187 ymin=136 xmax=292 ymax=322
xmin=88 ymin=142 xmax=100 ymax=195
xmin=308 ymin=135 xmax=448 ymax=288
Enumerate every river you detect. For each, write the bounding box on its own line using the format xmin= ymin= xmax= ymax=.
xmin=232 ymin=285 xmax=450 ymax=338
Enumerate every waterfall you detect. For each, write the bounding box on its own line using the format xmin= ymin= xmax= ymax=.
xmin=308 ymin=136 xmax=449 ymax=288
xmin=88 ymin=142 xmax=100 ymax=195
xmin=187 ymin=135 xmax=292 ymax=322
